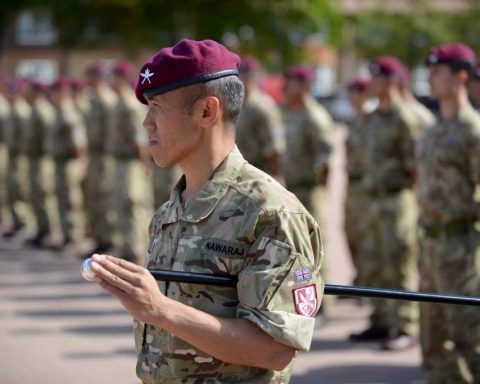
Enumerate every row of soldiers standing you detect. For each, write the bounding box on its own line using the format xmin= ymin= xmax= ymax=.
xmin=236 ymin=45 xmax=480 ymax=383
xmin=0 ymin=61 xmax=178 ymax=262
xmin=344 ymin=44 xmax=480 ymax=383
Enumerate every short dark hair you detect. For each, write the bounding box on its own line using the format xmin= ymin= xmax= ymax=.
xmin=182 ymin=76 xmax=244 ymax=128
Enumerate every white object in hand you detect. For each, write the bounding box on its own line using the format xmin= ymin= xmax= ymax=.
xmin=81 ymin=258 xmax=96 ymax=281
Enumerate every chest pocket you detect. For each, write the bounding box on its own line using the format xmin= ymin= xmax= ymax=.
xmin=169 ymin=235 xmax=249 ymax=317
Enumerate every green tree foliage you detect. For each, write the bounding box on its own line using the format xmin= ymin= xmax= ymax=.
xmin=0 ymin=0 xmax=342 ymax=68
xmin=347 ymin=0 xmax=480 ymax=65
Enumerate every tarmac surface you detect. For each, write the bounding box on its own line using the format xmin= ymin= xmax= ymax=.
xmin=0 ymin=125 xmax=426 ymax=383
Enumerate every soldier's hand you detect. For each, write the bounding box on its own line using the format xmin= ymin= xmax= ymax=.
xmin=91 ymin=254 xmax=168 ymax=324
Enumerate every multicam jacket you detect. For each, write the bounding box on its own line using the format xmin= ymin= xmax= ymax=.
xmin=282 ymin=96 xmax=333 ymax=188
xmin=135 ymin=146 xmax=324 ymax=384
xmin=416 ymin=103 xmax=480 ymax=225
xmin=236 ymin=88 xmax=286 ymax=171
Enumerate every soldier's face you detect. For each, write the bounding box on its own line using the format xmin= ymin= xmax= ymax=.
xmin=428 ymin=64 xmax=455 ymax=99
xmin=368 ymin=74 xmax=388 ymax=98
xmin=143 ymin=89 xmax=201 ymax=168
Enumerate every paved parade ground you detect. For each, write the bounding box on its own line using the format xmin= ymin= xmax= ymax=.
xmin=0 ymin=127 xmax=426 ymax=383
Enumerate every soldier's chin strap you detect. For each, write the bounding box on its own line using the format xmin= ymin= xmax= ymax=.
xmin=149 ymin=269 xmax=480 ymax=307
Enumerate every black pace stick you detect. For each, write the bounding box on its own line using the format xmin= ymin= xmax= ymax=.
xmin=149 ymin=269 xmax=480 ymax=307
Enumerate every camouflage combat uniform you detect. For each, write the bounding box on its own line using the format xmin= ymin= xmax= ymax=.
xmin=107 ymin=87 xmax=152 ymax=262
xmin=282 ymin=95 xmax=333 ymax=223
xmin=4 ymin=96 xmax=32 ymax=231
xmin=345 ymin=114 xmax=371 ymax=286
xmin=236 ymin=88 xmax=286 ymax=174
xmin=0 ymin=92 xmax=10 ymax=226
xmin=84 ymin=85 xmax=117 ymax=246
xmin=416 ymin=102 xmax=480 ymax=384
xmin=135 ymin=147 xmax=324 ymax=384
xmin=47 ymin=100 xmax=87 ymax=243
xmin=362 ymin=102 xmax=419 ymax=337
xmin=25 ymin=95 xmax=56 ymax=237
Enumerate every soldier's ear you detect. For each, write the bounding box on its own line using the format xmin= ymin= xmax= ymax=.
xmin=197 ymin=96 xmax=221 ymax=129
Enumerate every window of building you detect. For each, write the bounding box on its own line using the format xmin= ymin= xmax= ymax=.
xmin=16 ymin=9 xmax=58 ymax=46
xmin=16 ymin=60 xmax=58 ymax=83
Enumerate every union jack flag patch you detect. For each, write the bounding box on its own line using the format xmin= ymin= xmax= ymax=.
xmin=294 ymin=267 xmax=312 ymax=282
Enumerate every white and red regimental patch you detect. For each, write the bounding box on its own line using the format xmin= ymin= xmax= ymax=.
xmin=293 ymin=284 xmax=317 ymax=317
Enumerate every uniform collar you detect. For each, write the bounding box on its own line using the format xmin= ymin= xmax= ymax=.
xmin=163 ymin=146 xmax=246 ymax=224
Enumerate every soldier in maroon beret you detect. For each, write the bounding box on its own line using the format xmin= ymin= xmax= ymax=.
xmin=469 ymin=61 xmax=480 ymax=109
xmin=90 ymin=39 xmax=324 ymax=383
xmin=349 ymin=55 xmax=420 ymax=351
xmin=84 ymin=59 xmax=117 ymax=256
xmin=344 ymin=77 xmax=371 ymax=291
xmin=417 ymin=42 xmax=480 ymax=383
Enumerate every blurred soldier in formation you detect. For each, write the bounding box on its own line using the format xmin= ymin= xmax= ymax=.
xmin=468 ymin=62 xmax=480 ymax=109
xmin=417 ymin=43 xmax=480 ymax=384
xmin=3 ymin=80 xmax=32 ymax=238
xmin=281 ymin=64 xmax=333 ymax=222
xmin=236 ymin=56 xmax=286 ymax=181
xmin=399 ymin=67 xmax=436 ymax=130
xmin=24 ymin=81 xmax=56 ymax=247
xmin=344 ymin=78 xmax=371 ymax=287
xmin=349 ymin=56 xmax=419 ymax=351
xmin=48 ymin=78 xmax=87 ymax=249
xmin=107 ymin=61 xmax=152 ymax=263
xmin=84 ymin=62 xmax=117 ymax=253
xmin=70 ymin=79 xmax=91 ymax=123
xmin=0 ymin=74 xmax=10 ymax=232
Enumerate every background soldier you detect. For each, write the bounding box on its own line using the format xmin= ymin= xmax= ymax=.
xmin=107 ymin=61 xmax=152 ymax=263
xmin=417 ymin=43 xmax=480 ymax=384
xmin=468 ymin=62 xmax=480 ymax=109
xmin=48 ymin=78 xmax=87 ymax=250
xmin=84 ymin=62 xmax=117 ymax=254
xmin=0 ymin=74 xmax=10 ymax=232
xmin=281 ymin=64 xmax=333 ymax=222
xmin=70 ymin=78 xmax=91 ymax=123
xmin=236 ymin=56 xmax=286 ymax=181
xmin=344 ymin=78 xmax=371 ymax=287
xmin=349 ymin=56 xmax=419 ymax=351
xmin=3 ymin=79 xmax=32 ymax=238
xmin=23 ymin=81 xmax=56 ymax=247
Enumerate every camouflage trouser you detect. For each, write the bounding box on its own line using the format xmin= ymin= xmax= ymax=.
xmin=0 ymin=145 xmax=9 ymax=225
xmin=54 ymin=159 xmax=85 ymax=241
xmin=112 ymin=160 xmax=152 ymax=263
xmin=84 ymin=154 xmax=114 ymax=244
xmin=28 ymin=156 xmax=51 ymax=234
xmin=345 ymin=181 xmax=370 ymax=286
xmin=152 ymin=164 xmax=181 ymax=210
xmin=419 ymin=228 xmax=480 ymax=384
xmin=6 ymin=153 xmax=29 ymax=229
xmin=364 ymin=189 xmax=418 ymax=335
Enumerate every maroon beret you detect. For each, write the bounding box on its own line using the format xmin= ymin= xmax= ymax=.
xmin=283 ymin=64 xmax=315 ymax=82
xmin=369 ymin=56 xmax=408 ymax=80
xmin=135 ymin=39 xmax=240 ymax=104
xmin=347 ymin=78 xmax=370 ymax=92
xmin=426 ymin=43 xmax=476 ymax=68
xmin=86 ymin=61 xmax=107 ymax=76
xmin=50 ymin=77 xmax=71 ymax=91
xmin=113 ymin=61 xmax=135 ymax=77
xmin=30 ymin=80 xmax=48 ymax=92
xmin=239 ymin=56 xmax=261 ymax=73
xmin=70 ymin=78 xmax=86 ymax=91
xmin=8 ymin=79 xmax=29 ymax=93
